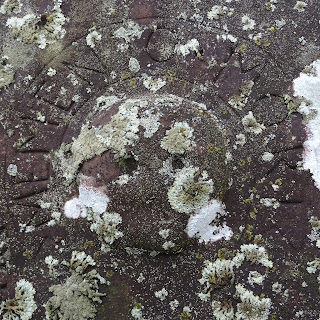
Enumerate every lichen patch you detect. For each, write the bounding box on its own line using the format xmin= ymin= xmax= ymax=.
xmin=45 ymin=251 xmax=106 ymax=320
xmin=242 ymin=111 xmax=265 ymax=134
xmin=176 ymin=38 xmax=199 ymax=56
xmin=113 ymin=20 xmax=144 ymax=43
xmin=64 ymin=176 xmax=110 ymax=219
xmin=6 ymin=0 xmax=66 ymax=49
xmin=0 ymin=56 xmax=14 ymax=88
xmin=0 ymin=279 xmax=37 ymax=320
xmin=186 ymin=199 xmax=233 ymax=243
xmin=160 ymin=122 xmax=194 ymax=155
xmin=235 ymin=284 xmax=271 ymax=320
xmin=167 ymin=166 xmax=213 ymax=214
xmin=88 ymin=211 xmax=123 ymax=252
xmin=86 ymin=26 xmax=101 ymax=48
xmin=293 ymin=59 xmax=320 ymax=190
xmin=0 ymin=0 xmax=21 ymax=15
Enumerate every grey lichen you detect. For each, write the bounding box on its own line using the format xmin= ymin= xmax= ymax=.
xmin=45 ymin=251 xmax=106 ymax=320
xmin=167 ymin=166 xmax=213 ymax=214
xmin=0 ymin=279 xmax=37 ymax=320
xmin=0 ymin=56 xmax=14 ymax=88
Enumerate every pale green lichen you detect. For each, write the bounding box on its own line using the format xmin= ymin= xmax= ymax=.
xmin=54 ymin=99 xmax=141 ymax=183
xmin=131 ymin=303 xmax=145 ymax=320
xmin=0 ymin=56 xmax=14 ymax=88
xmin=240 ymin=244 xmax=273 ymax=268
xmin=6 ymin=0 xmax=66 ymax=49
xmin=212 ymin=300 xmax=234 ymax=320
xmin=0 ymin=279 xmax=37 ymax=320
xmin=160 ymin=122 xmax=194 ymax=154
xmin=0 ymin=0 xmax=21 ymax=14
xmin=234 ymin=284 xmax=271 ymax=320
xmin=167 ymin=166 xmax=213 ymax=214
xmin=294 ymin=1 xmax=307 ymax=12
xmin=87 ymin=211 xmax=123 ymax=252
xmin=199 ymin=245 xmax=272 ymax=304
xmin=207 ymin=5 xmax=234 ymax=20
xmin=113 ymin=20 xmax=144 ymax=43
xmin=242 ymin=111 xmax=265 ymax=134
xmin=139 ymin=110 xmax=160 ymax=138
xmin=199 ymin=259 xmax=237 ymax=297
xmin=45 ymin=251 xmax=106 ymax=320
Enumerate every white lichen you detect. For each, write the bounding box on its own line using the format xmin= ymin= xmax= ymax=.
xmin=0 ymin=279 xmax=37 ymax=320
xmin=162 ymin=241 xmax=175 ymax=250
xmin=128 ymin=57 xmax=140 ymax=73
xmin=158 ymin=229 xmax=170 ymax=239
xmin=207 ymin=5 xmax=224 ymax=20
xmin=139 ymin=109 xmax=160 ymax=138
xmin=212 ymin=300 xmax=234 ymax=320
xmin=168 ymin=166 xmax=213 ymax=214
xmin=199 ymin=258 xmax=237 ymax=298
xmin=154 ymin=288 xmax=168 ymax=301
xmin=113 ymin=20 xmax=144 ymax=43
xmin=272 ymin=282 xmax=282 ymax=293
xmin=114 ymin=174 xmax=129 ymax=185
xmin=235 ymin=133 xmax=246 ymax=147
xmin=308 ymin=216 xmax=320 ymax=247
xmin=45 ymin=255 xmax=60 ymax=277
xmin=176 ymin=38 xmax=199 ymax=56
xmin=242 ymin=15 xmax=256 ymax=31
xmin=294 ymin=1 xmax=307 ymax=12
xmin=186 ymin=199 xmax=233 ymax=243
xmin=86 ymin=26 xmax=101 ymax=48
xmin=131 ymin=303 xmax=144 ymax=320
xmin=248 ymin=271 xmax=265 ymax=286
xmin=261 ymin=152 xmax=274 ymax=162
xmin=142 ymin=74 xmax=166 ymax=92
xmin=7 ymin=163 xmax=17 ymax=176
xmin=259 ymin=197 xmax=280 ymax=209
xmin=306 ymin=258 xmax=320 ymax=274
xmin=160 ymin=122 xmax=194 ymax=154
xmin=169 ymin=299 xmax=179 ymax=311
xmin=47 ymin=67 xmax=57 ymax=76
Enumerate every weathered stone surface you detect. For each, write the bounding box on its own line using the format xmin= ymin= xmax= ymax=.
xmin=1 ymin=0 xmax=320 ymax=319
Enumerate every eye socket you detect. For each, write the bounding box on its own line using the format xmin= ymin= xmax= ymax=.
xmin=171 ymin=156 xmax=184 ymax=170
xmin=117 ymin=155 xmax=139 ymax=175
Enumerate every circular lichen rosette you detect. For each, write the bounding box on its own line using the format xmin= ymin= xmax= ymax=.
xmin=52 ymin=94 xmax=230 ymax=252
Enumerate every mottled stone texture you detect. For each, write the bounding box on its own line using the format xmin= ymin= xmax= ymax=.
xmin=1 ymin=0 xmax=320 ymax=319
